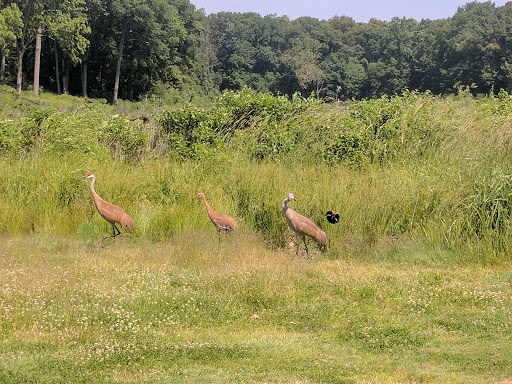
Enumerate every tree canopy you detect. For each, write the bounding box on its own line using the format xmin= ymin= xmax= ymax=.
xmin=1 ymin=0 xmax=512 ymax=102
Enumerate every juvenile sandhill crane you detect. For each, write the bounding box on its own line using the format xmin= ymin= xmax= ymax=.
xmin=79 ymin=173 xmax=134 ymax=239
xmin=194 ymin=192 xmax=238 ymax=244
xmin=282 ymin=192 xmax=327 ymax=256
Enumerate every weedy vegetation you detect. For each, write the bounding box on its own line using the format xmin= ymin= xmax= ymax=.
xmin=1 ymin=85 xmax=512 ymax=383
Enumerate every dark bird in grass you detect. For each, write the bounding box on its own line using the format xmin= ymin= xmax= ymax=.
xmin=79 ymin=173 xmax=134 ymax=240
xmin=326 ymin=210 xmax=340 ymax=224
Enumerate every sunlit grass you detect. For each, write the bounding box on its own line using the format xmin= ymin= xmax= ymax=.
xmin=3 ymin=88 xmax=512 ymax=382
xmin=1 ymin=235 xmax=511 ymax=383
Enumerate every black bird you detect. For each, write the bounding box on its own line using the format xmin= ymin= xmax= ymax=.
xmin=326 ymin=210 xmax=340 ymax=224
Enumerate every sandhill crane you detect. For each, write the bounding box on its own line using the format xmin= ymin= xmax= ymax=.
xmin=282 ymin=192 xmax=327 ymax=256
xmin=194 ymin=192 xmax=238 ymax=244
xmin=79 ymin=173 xmax=134 ymax=239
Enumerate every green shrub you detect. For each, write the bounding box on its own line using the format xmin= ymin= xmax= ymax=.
xmin=0 ymin=119 xmax=27 ymax=154
xmin=159 ymin=105 xmax=219 ymax=159
xmin=481 ymin=89 xmax=512 ymax=116
xmin=158 ymin=88 xmax=321 ymax=160
xmin=100 ymin=115 xmax=148 ymax=160
xmin=0 ymin=109 xmax=54 ymax=155
xmin=322 ymin=91 xmax=436 ymax=166
xmin=40 ymin=112 xmax=103 ymax=155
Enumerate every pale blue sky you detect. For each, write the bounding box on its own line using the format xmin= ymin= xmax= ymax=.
xmin=189 ymin=0 xmax=510 ymax=22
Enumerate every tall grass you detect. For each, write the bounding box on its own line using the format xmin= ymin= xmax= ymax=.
xmin=2 ymin=86 xmax=512 ymax=260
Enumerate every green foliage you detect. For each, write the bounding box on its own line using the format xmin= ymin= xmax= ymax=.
xmin=215 ymin=87 xmax=312 ymax=125
xmin=0 ymin=119 xmax=32 ymax=154
xmin=99 ymin=115 xmax=148 ymax=160
xmin=0 ymin=103 xmax=149 ymax=161
xmin=3 ymin=89 xmax=512 ymax=258
xmin=323 ymin=91 xmax=436 ymax=166
xmin=5 ymin=1 xmax=512 ymax=103
xmin=160 ymin=105 xmax=218 ymax=159
xmin=482 ymin=89 xmax=512 ymax=115
xmin=159 ymin=88 xmax=321 ymax=160
xmin=459 ymin=170 xmax=512 ymax=249
xmin=46 ymin=0 xmax=90 ymax=65
xmin=0 ymin=4 xmax=22 ymax=54
xmin=40 ymin=111 xmax=103 ymax=155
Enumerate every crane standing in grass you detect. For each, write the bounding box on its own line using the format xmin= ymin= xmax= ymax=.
xmin=282 ymin=192 xmax=327 ymax=256
xmin=79 ymin=173 xmax=134 ymax=239
xmin=194 ymin=192 xmax=238 ymax=244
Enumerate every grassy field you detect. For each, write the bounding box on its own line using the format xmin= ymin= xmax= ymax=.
xmin=1 ymin=234 xmax=511 ymax=383
xmin=1 ymin=87 xmax=512 ymax=382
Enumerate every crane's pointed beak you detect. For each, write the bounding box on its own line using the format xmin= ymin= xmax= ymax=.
xmin=78 ymin=175 xmax=88 ymax=179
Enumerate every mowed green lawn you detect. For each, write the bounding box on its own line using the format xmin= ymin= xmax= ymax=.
xmin=0 ymin=233 xmax=511 ymax=384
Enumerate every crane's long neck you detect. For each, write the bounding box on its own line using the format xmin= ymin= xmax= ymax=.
xmin=202 ymin=196 xmax=214 ymax=217
xmin=89 ymin=176 xmax=101 ymax=201
xmin=282 ymin=198 xmax=290 ymax=213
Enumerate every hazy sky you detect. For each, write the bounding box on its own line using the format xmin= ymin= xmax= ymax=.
xmin=189 ymin=0 xmax=510 ymax=22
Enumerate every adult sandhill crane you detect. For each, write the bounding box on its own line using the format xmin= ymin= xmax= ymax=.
xmin=79 ymin=173 xmax=134 ymax=239
xmin=194 ymin=192 xmax=238 ymax=244
xmin=282 ymin=192 xmax=327 ymax=256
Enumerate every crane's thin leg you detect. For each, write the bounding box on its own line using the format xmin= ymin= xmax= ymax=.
xmin=103 ymin=224 xmax=121 ymax=241
xmin=293 ymin=233 xmax=301 ymax=257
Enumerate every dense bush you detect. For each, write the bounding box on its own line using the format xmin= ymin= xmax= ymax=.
xmin=0 ymin=118 xmax=32 ymax=154
xmin=99 ymin=115 xmax=148 ymax=160
xmin=322 ymin=91 xmax=436 ymax=166
xmin=0 ymin=107 xmax=149 ymax=160
xmin=158 ymin=88 xmax=321 ymax=160
xmin=160 ymin=105 xmax=219 ymax=159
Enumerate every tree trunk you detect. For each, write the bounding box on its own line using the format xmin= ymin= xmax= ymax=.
xmin=64 ymin=62 xmax=69 ymax=93
xmin=61 ymin=57 xmax=69 ymax=94
xmin=54 ymin=40 xmax=61 ymax=94
xmin=33 ymin=26 xmax=42 ymax=96
xmin=16 ymin=0 xmax=36 ymax=93
xmin=0 ymin=49 xmax=5 ymax=81
xmin=113 ymin=28 xmax=126 ymax=103
xmin=16 ymin=43 xmax=25 ymax=93
xmin=315 ymin=78 xmax=324 ymax=99
xmin=81 ymin=51 xmax=88 ymax=98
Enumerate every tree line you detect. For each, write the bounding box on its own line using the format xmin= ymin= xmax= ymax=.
xmin=1 ymin=0 xmax=512 ymax=102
